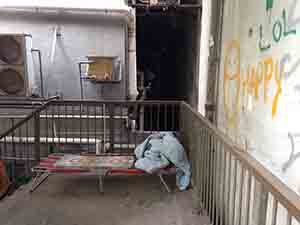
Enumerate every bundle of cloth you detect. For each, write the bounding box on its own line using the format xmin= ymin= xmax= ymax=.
xmin=134 ymin=132 xmax=191 ymax=191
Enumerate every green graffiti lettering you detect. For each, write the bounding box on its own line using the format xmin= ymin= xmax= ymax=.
xmin=283 ymin=9 xmax=297 ymax=36
xmin=273 ymin=20 xmax=282 ymax=43
xmin=259 ymin=25 xmax=271 ymax=52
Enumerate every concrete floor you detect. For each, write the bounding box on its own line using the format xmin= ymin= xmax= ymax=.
xmin=0 ymin=175 xmax=210 ymax=225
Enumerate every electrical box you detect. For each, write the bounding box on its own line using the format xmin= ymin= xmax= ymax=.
xmin=87 ymin=56 xmax=122 ymax=82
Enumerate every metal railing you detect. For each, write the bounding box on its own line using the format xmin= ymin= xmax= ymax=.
xmin=0 ymin=96 xmax=59 ymax=135
xmin=0 ymin=100 xmax=180 ymax=181
xmin=180 ymin=102 xmax=300 ymax=225
xmin=0 ymin=101 xmax=52 ymax=182
xmin=1 ymin=100 xmax=300 ymax=225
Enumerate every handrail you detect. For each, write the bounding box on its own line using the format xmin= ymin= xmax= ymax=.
xmin=0 ymin=99 xmax=57 ymax=139
xmin=50 ymin=99 xmax=182 ymax=105
xmin=181 ymin=101 xmax=300 ymax=222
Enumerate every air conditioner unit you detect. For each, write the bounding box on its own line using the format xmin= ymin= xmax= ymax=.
xmin=0 ymin=34 xmax=31 ymax=96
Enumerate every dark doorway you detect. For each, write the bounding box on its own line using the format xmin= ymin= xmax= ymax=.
xmin=137 ymin=14 xmax=185 ymax=100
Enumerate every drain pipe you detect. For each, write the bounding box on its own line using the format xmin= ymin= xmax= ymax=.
xmin=198 ymin=0 xmax=212 ymax=116
xmin=128 ymin=8 xmax=138 ymax=100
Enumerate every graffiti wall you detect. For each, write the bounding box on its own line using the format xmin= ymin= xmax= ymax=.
xmin=219 ymin=0 xmax=300 ymax=197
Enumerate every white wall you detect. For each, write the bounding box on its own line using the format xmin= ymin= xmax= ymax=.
xmin=218 ymin=0 xmax=300 ymax=202
xmin=0 ymin=0 xmax=129 ymax=11
xmin=0 ymin=11 xmax=127 ymax=99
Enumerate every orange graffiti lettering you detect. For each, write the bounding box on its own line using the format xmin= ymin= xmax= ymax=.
xmin=223 ymin=40 xmax=283 ymax=125
xmin=223 ymin=40 xmax=241 ymax=126
xmin=272 ymin=61 xmax=283 ymax=118
xmin=264 ymin=58 xmax=274 ymax=103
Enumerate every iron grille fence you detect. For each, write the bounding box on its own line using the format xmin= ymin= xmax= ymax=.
xmin=180 ymin=102 xmax=300 ymax=225
xmin=0 ymin=100 xmax=300 ymax=225
xmin=0 ymin=100 xmax=180 ymax=181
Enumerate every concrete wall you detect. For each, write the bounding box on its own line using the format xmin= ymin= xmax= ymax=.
xmin=178 ymin=14 xmax=200 ymax=109
xmin=0 ymin=11 xmax=127 ymax=100
xmin=219 ymin=0 xmax=300 ymax=195
xmin=218 ymin=0 xmax=300 ymax=223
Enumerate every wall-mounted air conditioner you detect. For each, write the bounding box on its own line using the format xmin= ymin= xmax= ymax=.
xmin=0 ymin=34 xmax=31 ymax=96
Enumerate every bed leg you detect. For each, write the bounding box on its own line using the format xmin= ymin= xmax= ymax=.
xmin=30 ymin=172 xmax=50 ymax=193
xmin=159 ymin=174 xmax=171 ymax=193
xmin=98 ymin=175 xmax=104 ymax=194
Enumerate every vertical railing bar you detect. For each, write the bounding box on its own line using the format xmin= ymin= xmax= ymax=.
xmin=157 ymin=103 xmax=160 ymax=131
xmin=26 ymin=119 xmax=29 ymax=174
xmin=238 ymin=165 xmax=245 ymax=225
xmin=22 ymin=126 xmax=26 ymax=175
xmin=51 ymin=105 xmax=54 ymax=144
xmin=198 ymin=127 xmax=204 ymax=209
xmin=45 ymin=106 xmax=49 ymax=151
xmin=213 ymin=136 xmax=219 ymax=225
xmin=208 ymin=130 xmax=213 ymax=216
xmin=216 ymin=141 xmax=223 ymax=225
xmin=271 ymin=198 xmax=278 ymax=225
xmin=205 ymin=129 xmax=211 ymax=212
xmin=4 ymin=135 xmax=7 ymax=164
xmin=207 ymin=130 xmax=212 ymax=217
xmin=245 ymin=169 xmax=252 ymax=225
xmin=226 ymin=152 xmax=232 ymax=225
xmin=286 ymin=212 xmax=292 ymax=225
xmin=258 ymin=185 xmax=269 ymax=225
xmin=200 ymin=127 xmax=205 ymax=205
xmin=164 ymin=104 xmax=167 ymax=131
xmin=65 ymin=103 xmax=68 ymax=145
xmin=57 ymin=105 xmax=61 ymax=149
xmin=220 ymin=145 xmax=227 ymax=225
xmin=11 ymin=118 xmax=16 ymax=181
xmin=231 ymin=157 xmax=238 ymax=225
xmin=87 ymin=104 xmax=90 ymax=152
xmin=102 ymin=104 xmax=105 ymax=153
xmin=18 ymin=126 xmax=21 ymax=166
xmin=150 ymin=105 xmax=153 ymax=132
xmin=4 ymin=137 xmax=8 ymax=174
xmin=212 ymin=133 xmax=217 ymax=221
xmin=34 ymin=112 xmax=41 ymax=168
xmin=72 ymin=105 xmax=75 ymax=144
xmin=120 ymin=104 xmax=124 ymax=152
xmin=0 ymin=141 xmax=2 ymax=162
xmin=79 ymin=103 xmax=82 ymax=146
xmin=208 ymin=131 xmax=214 ymax=219
xmin=108 ymin=104 xmax=114 ymax=152
xmin=134 ymin=103 xmax=137 ymax=149
xmin=172 ymin=104 xmax=175 ymax=131
xmin=220 ymin=141 xmax=225 ymax=225
xmin=127 ymin=103 xmax=131 ymax=153
xmin=94 ymin=104 xmax=97 ymax=152
xmin=199 ymin=127 xmax=205 ymax=205
xmin=203 ymin=129 xmax=208 ymax=210
xmin=205 ymin=129 xmax=210 ymax=211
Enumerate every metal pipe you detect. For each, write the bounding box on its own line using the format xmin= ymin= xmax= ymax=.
xmin=128 ymin=8 xmax=138 ymax=100
xmin=197 ymin=0 xmax=212 ymax=115
xmin=271 ymin=198 xmax=278 ymax=225
xmin=0 ymin=7 xmax=131 ymax=18
xmin=78 ymin=61 xmax=94 ymax=100
xmin=31 ymin=49 xmax=44 ymax=98
xmin=213 ymin=0 xmax=225 ymax=125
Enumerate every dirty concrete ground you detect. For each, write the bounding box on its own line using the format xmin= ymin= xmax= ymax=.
xmin=0 ymin=175 xmax=210 ymax=225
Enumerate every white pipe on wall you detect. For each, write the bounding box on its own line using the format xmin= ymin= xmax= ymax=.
xmin=128 ymin=8 xmax=138 ymax=100
xmin=198 ymin=0 xmax=212 ymax=116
